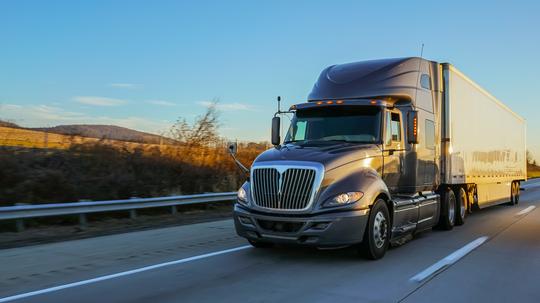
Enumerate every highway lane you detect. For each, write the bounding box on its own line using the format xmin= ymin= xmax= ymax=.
xmin=1 ymin=181 xmax=539 ymax=303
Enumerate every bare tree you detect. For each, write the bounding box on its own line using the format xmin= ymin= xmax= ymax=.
xmin=527 ymin=150 xmax=534 ymax=165
xmin=170 ymin=99 xmax=220 ymax=148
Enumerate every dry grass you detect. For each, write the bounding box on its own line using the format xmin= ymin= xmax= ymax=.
xmin=0 ymin=140 xmax=268 ymax=206
xmin=0 ymin=126 xmax=167 ymax=151
xmin=528 ymin=170 xmax=540 ymax=179
xmin=0 ymin=103 xmax=270 ymax=206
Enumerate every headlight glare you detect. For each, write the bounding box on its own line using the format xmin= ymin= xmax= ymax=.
xmin=324 ymin=191 xmax=364 ymax=207
xmin=237 ymin=187 xmax=248 ymax=204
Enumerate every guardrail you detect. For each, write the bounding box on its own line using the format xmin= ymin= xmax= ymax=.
xmin=0 ymin=192 xmax=237 ymax=231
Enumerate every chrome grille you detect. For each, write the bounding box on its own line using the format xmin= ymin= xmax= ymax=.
xmin=252 ymin=167 xmax=317 ymax=210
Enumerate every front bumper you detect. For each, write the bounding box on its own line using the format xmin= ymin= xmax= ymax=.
xmin=233 ymin=204 xmax=370 ymax=247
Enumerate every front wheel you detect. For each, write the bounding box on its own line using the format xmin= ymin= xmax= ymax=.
xmin=359 ymin=199 xmax=390 ymax=260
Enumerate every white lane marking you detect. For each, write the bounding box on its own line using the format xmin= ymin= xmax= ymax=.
xmin=0 ymin=245 xmax=251 ymax=303
xmin=516 ymin=205 xmax=536 ymax=216
xmin=410 ymin=236 xmax=488 ymax=283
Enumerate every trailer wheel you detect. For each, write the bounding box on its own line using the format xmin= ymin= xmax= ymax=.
xmin=359 ymin=199 xmax=390 ymax=260
xmin=515 ymin=182 xmax=521 ymax=204
xmin=509 ymin=182 xmax=520 ymax=205
xmin=455 ymin=187 xmax=467 ymax=226
xmin=436 ymin=188 xmax=455 ymax=230
xmin=466 ymin=189 xmax=474 ymax=214
xmin=248 ymin=240 xmax=274 ymax=248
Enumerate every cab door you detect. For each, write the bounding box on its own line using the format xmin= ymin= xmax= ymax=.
xmin=382 ymin=110 xmax=404 ymax=193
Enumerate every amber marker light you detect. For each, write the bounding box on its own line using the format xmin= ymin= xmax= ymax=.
xmin=336 ymin=100 xmax=344 ymax=104
xmin=370 ymin=100 xmax=377 ymax=105
xmin=316 ymin=101 xmax=323 ymax=105
xmin=413 ymin=116 xmax=418 ymax=137
xmin=326 ymin=101 xmax=334 ymax=104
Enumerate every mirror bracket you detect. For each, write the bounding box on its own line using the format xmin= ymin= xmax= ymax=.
xmin=227 ymin=142 xmax=249 ymax=174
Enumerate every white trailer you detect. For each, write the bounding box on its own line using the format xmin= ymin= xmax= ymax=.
xmin=442 ymin=64 xmax=527 ymax=206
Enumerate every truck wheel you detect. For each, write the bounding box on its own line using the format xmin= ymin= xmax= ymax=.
xmin=466 ymin=190 xmax=474 ymax=214
xmin=515 ymin=182 xmax=520 ymax=204
xmin=437 ymin=188 xmax=455 ymax=230
xmin=359 ymin=199 xmax=390 ymax=260
xmin=455 ymin=187 xmax=467 ymax=226
xmin=509 ymin=182 xmax=520 ymax=205
xmin=248 ymin=240 xmax=274 ymax=248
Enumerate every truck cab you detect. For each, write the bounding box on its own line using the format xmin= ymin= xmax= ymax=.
xmin=231 ymin=57 xmax=525 ymax=259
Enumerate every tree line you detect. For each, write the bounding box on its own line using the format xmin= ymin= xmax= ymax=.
xmin=0 ymin=103 xmax=268 ymax=206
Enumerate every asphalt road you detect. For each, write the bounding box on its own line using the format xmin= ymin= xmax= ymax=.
xmin=1 ymin=180 xmax=540 ymax=303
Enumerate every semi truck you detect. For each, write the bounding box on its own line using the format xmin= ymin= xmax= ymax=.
xmin=228 ymin=57 xmax=526 ymax=259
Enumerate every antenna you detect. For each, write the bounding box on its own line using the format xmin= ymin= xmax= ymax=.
xmin=277 ymin=96 xmax=283 ymax=141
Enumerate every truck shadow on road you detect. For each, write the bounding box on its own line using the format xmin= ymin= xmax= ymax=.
xmin=239 ymin=199 xmax=537 ymax=265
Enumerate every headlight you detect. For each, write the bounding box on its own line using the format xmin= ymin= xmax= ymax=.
xmin=237 ymin=187 xmax=248 ymax=205
xmin=323 ymin=192 xmax=364 ymax=208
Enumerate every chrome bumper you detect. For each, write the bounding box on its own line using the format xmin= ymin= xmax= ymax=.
xmin=233 ymin=204 xmax=370 ymax=247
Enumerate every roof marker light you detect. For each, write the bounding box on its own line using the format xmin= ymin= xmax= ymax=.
xmin=326 ymin=101 xmax=334 ymax=104
xmin=336 ymin=100 xmax=344 ymax=104
xmin=316 ymin=101 xmax=323 ymax=105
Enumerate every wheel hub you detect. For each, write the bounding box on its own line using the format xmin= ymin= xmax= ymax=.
xmin=373 ymin=211 xmax=387 ymax=248
xmin=460 ymin=192 xmax=466 ymax=218
xmin=448 ymin=195 xmax=455 ymax=223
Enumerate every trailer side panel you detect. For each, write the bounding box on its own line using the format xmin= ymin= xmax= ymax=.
xmin=443 ymin=65 xmax=526 ymax=205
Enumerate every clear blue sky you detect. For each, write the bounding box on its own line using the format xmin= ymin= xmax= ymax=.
xmin=1 ymin=1 xmax=539 ymax=160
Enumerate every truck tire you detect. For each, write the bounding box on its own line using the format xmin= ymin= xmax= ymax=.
xmin=436 ymin=188 xmax=455 ymax=230
xmin=515 ymin=182 xmax=521 ymax=204
xmin=455 ymin=187 xmax=467 ymax=226
xmin=359 ymin=199 xmax=390 ymax=260
xmin=509 ymin=181 xmax=520 ymax=205
xmin=248 ymin=240 xmax=274 ymax=248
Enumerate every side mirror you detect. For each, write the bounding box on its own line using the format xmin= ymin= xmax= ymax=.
xmin=227 ymin=142 xmax=237 ymax=155
xmin=271 ymin=116 xmax=281 ymax=146
xmin=407 ymin=110 xmax=419 ymax=144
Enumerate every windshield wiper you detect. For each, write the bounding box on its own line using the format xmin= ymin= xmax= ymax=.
xmin=284 ymin=139 xmax=347 ymax=146
xmin=325 ymin=139 xmax=371 ymax=144
xmin=284 ymin=139 xmax=374 ymax=145
xmin=283 ymin=139 xmax=306 ymax=144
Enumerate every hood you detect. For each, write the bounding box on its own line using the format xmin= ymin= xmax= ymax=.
xmin=254 ymin=143 xmax=381 ymax=171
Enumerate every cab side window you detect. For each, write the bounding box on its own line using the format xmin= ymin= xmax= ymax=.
xmin=385 ymin=112 xmax=401 ymax=146
xmin=421 ymin=74 xmax=431 ymax=90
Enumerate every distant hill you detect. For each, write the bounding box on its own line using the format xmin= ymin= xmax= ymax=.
xmin=0 ymin=120 xmax=21 ymax=128
xmin=32 ymin=125 xmax=176 ymax=145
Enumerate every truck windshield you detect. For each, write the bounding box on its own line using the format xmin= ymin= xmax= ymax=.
xmin=284 ymin=106 xmax=381 ymax=144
